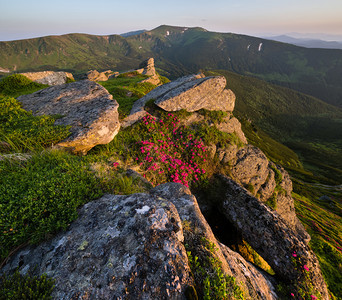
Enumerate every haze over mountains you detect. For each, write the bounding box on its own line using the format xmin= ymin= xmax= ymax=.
xmin=265 ymin=35 xmax=342 ymax=50
xmin=1 ymin=25 xmax=342 ymax=108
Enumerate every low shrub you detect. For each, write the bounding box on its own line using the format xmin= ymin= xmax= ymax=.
xmin=0 ymin=150 xmax=103 ymax=260
xmin=0 ymin=74 xmax=48 ymax=97
xmin=0 ymin=96 xmax=71 ymax=153
xmin=0 ymin=270 xmax=54 ymax=300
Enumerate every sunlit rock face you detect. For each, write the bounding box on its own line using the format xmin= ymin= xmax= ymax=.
xmin=20 ymin=71 xmax=74 ymax=86
xmin=17 ymin=80 xmax=120 ymax=154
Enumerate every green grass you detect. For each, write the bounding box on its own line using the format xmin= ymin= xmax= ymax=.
xmin=0 ymin=74 xmax=48 ymax=98
xmin=0 ymin=269 xmax=55 ymax=300
xmin=98 ymin=73 xmax=157 ymax=119
xmin=0 ymin=150 xmax=104 ymax=260
xmin=184 ymin=223 xmax=244 ymax=300
xmin=293 ymin=187 xmax=342 ymax=299
xmin=0 ymin=96 xmax=71 ymax=153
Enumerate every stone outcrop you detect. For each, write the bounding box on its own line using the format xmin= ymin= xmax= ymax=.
xmin=216 ymin=115 xmax=248 ymax=144
xmin=20 ymin=71 xmax=74 ymax=86
xmin=136 ymin=58 xmax=161 ymax=85
xmin=136 ymin=58 xmax=157 ymax=77
xmin=86 ymin=70 xmax=116 ymax=82
xmin=154 ymin=76 xmax=235 ymax=112
xmin=17 ymin=80 xmax=120 ymax=154
xmin=1 ymin=183 xmax=277 ymax=299
xmin=122 ymin=74 xmax=204 ymax=127
xmin=121 ymin=73 xmax=235 ymax=128
xmin=224 ymin=145 xmax=309 ymax=242
xmin=218 ymin=176 xmax=329 ymax=299
xmin=231 ymin=145 xmax=270 ymax=192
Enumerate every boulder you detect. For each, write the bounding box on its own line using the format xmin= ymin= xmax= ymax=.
xmin=122 ymin=74 xmax=203 ymax=127
xmin=17 ymin=80 xmax=120 ymax=154
xmin=231 ymin=145 xmax=269 ymax=193
xmin=86 ymin=70 xmax=114 ymax=82
xmin=20 ymin=71 xmax=74 ymax=86
xmin=154 ymin=76 xmax=235 ymax=112
xmin=218 ymin=175 xmax=329 ymax=299
xmin=1 ymin=183 xmax=277 ymax=300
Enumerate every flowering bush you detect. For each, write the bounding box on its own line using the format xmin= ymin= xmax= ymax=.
xmin=134 ymin=113 xmax=209 ymax=187
xmin=288 ymin=251 xmax=321 ymax=300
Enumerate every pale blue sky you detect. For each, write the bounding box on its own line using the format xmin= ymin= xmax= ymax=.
xmin=1 ymin=0 xmax=342 ymax=41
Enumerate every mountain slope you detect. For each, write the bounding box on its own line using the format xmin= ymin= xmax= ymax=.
xmin=1 ymin=25 xmax=342 ymax=107
xmin=206 ymin=70 xmax=342 ymax=184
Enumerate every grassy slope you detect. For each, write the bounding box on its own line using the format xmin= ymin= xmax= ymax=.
xmin=206 ymin=70 xmax=342 ymax=185
xmin=1 ymin=25 xmax=342 ymax=107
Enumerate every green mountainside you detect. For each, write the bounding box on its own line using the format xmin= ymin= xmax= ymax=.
xmin=1 ymin=25 xmax=342 ymax=107
xmin=206 ymin=70 xmax=342 ymax=185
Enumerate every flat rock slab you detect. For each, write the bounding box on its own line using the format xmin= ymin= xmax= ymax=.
xmin=154 ymin=76 xmax=235 ymax=112
xmin=122 ymin=74 xmax=202 ymax=127
xmin=17 ymin=80 xmax=120 ymax=153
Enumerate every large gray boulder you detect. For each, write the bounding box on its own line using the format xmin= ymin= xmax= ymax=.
xmin=17 ymin=80 xmax=120 ymax=153
xmin=154 ymin=76 xmax=235 ymax=112
xmin=218 ymin=176 xmax=329 ymax=299
xmin=20 ymin=71 xmax=74 ymax=86
xmin=1 ymin=183 xmax=277 ymax=300
xmin=122 ymin=74 xmax=203 ymax=127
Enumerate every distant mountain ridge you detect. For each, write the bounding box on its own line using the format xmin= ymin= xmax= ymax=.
xmin=265 ymin=35 xmax=342 ymax=49
xmin=120 ymin=30 xmax=147 ymax=37
xmin=1 ymin=25 xmax=342 ymax=107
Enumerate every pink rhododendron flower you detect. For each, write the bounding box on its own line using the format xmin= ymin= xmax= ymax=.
xmin=303 ymin=265 xmax=309 ymax=271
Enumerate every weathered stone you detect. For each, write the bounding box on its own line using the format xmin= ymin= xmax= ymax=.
xmin=218 ymin=175 xmax=329 ymax=299
xmin=1 ymin=182 xmax=278 ymax=299
xmin=136 ymin=58 xmax=161 ymax=85
xmin=217 ymin=144 xmax=238 ymax=163
xmin=216 ymin=115 xmax=248 ymax=144
xmin=20 ymin=71 xmax=74 ymax=86
xmin=122 ymin=74 xmax=203 ymax=127
xmin=0 ymin=153 xmax=31 ymax=162
xmin=17 ymin=80 xmax=120 ymax=153
xmin=151 ymin=183 xmax=277 ymax=300
xmin=258 ymin=167 xmax=277 ymax=200
xmin=219 ymin=243 xmax=278 ymax=300
xmin=136 ymin=58 xmax=157 ymax=77
xmin=1 ymin=191 xmax=193 ymax=299
xmin=87 ymin=70 xmax=113 ymax=82
xmin=231 ymin=145 xmax=269 ymax=193
xmin=155 ymin=76 xmax=235 ymax=112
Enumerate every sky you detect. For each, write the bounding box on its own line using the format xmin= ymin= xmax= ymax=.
xmin=1 ymin=0 xmax=342 ymax=41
